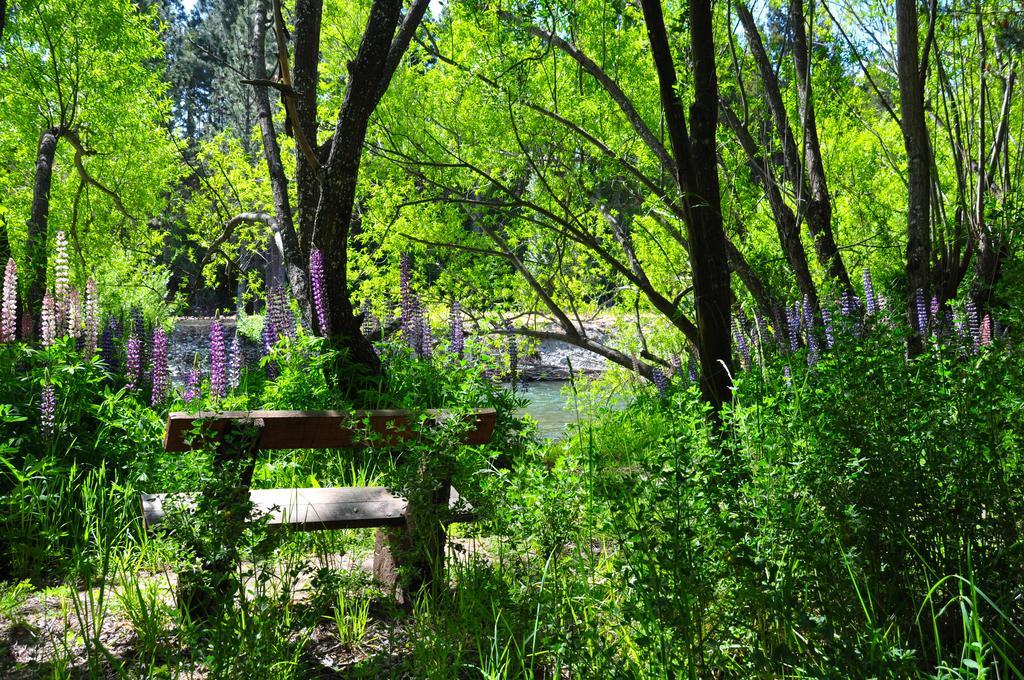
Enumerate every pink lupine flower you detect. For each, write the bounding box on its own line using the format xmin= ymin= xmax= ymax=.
xmin=41 ymin=381 xmax=56 ymax=438
xmin=41 ymin=294 xmax=57 ymax=346
xmin=126 ymin=334 xmax=142 ymax=390
xmin=1 ymin=259 xmax=16 ymax=342
xmin=53 ymin=231 xmax=69 ymax=328
xmin=83 ymin=279 xmax=99 ymax=356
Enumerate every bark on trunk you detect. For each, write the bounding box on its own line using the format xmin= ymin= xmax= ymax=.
xmin=25 ymin=127 xmax=61 ymax=336
xmin=292 ymin=0 xmax=323 ymax=261
xmin=721 ymin=105 xmax=820 ymax=320
xmin=640 ymin=0 xmax=732 ymax=412
xmin=896 ymin=0 xmax=931 ymax=354
xmin=789 ymin=0 xmax=850 ymax=290
xmin=252 ymin=0 xmax=312 ymax=322
xmin=312 ymin=0 xmax=406 ymax=379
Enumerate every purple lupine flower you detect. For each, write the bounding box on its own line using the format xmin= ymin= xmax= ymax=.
xmin=786 ymin=305 xmax=801 ymax=352
xmin=783 ymin=364 xmax=792 ymax=387
xmin=420 ymin=306 xmax=433 ymax=358
xmin=41 ymin=294 xmax=57 ymax=346
xmin=802 ymin=295 xmax=814 ymax=333
xmin=966 ymin=300 xmax=980 ymax=349
xmin=309 ymin=249 xmax=330 ymax=336
xmin=400 ymin=254 xmax=418 ymax=348
xmin=930 ymin=296 xmax=940 ymax=322
xmin=1 ymin=259 xmax=16 ymax=343
xmin=807 ymin=335 xmax=820 ymax=366
xmin=151 ymin=327 xmax=169 ymax=405
xmin=100 ymin=319 xmax=119 ymax=370
xmin=262 ymin=310 xmax=278 ymax=355
xmin=229 ymin=334 xmax=243 ymax=389
xmin=687 ymin=356 xmax=698 ymax=383
xmin=733 ymin=316 xmax=750 ymax=368
xmin=41 ymin=382 xmax=56 ymax=438
xmin=651 ymin=368 xmax=669 ymax=397
xmin=209 ymin=320 xmax=227 ymax=398
xmin=83 ymin=279 xmax=98 ymax=356
xmin=183 ymin=367 xmax=201 ymax=402
xmin=862 ymin=268 xmax=877 ymax=315
xmin=669 ymin=353 xmax=682 ymax=377
xmin=132 ymin=308 xmax=145 ymax=338
xmin=271 ymin=287 xmax=296 ymax=339
xmin=914 ymin=289 xmax=928 ymax=335
xmin=981 ymin=314 xmax=992 ymax=345
xmin=449 ymin=300 xmax=464 ymax=356
xmin=821 ymin=308 xmax=835 ymax=349
xmin=53 ymin=231 xmax=69 ymax=329
xmin=126 ymin=334 xmax=142 ymax=390
xmin=772 ymin=304 xmax=789 ymax=349
xmin=840 ymin=290 xmax=856 ymax=317
xmin=405 ymin=293 xmax=422 ymax=354
xmin=753 ymin=310 xmax=771 ymax=352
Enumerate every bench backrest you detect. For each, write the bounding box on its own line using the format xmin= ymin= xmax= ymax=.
xmin=163 ymin=408 xmax=497 ymax=452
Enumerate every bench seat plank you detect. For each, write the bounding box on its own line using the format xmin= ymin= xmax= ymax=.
xmin=163 ymin=408 xmax=497 ymax=452
xmin=141 ymin=486 xmax=475 ymax=531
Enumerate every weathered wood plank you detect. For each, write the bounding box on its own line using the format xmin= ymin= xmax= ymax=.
xmin=141 ymin=486 xmax=475 ymax=531
xmin=163 ymin=408 xmax=497 ymax=452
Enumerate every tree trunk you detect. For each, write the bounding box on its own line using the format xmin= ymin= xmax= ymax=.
xmin=251 ymin=0 xmax=312 ymax=322
xmin=896 ymin=0 xmax=931 ymax=354
xmin=640 ymin=0 xmax=732 ymax=412
xmin=25 ymin=127 xmax=61 ymax=336
xmin=789 ymin=0 xmax=851 ymax=290
xmin=311 ymin=0 xmax=406 ymax=379
xmin=292 ymin=0 xmax=323 ymax=262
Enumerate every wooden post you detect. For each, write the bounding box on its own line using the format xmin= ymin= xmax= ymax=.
xmin=177 ymin=418 xmax=264 ymax=620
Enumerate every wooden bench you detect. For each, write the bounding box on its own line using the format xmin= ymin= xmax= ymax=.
xmin=141 ymin=408 xmax=496 ymax=613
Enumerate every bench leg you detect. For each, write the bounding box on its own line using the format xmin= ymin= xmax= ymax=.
xmin=372 ymin=480 xmax=450 ymax=604
xmin=177 ymin=421 xmax=263 ymax=620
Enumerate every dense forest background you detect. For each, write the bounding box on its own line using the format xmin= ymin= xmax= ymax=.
xmin=2 ymin=0 xmax=1024 ymax=676
xmin=2 ymin=0 xmax=1022 ymax=384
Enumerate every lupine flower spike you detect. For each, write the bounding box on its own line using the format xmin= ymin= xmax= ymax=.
xmin=862 ymin=268 xmax=877 ymax=315
xmin=100 ymin=319 xmax=118 ymax=369
xmin=41 ymin=381 xmax=56 ymax=438
xmin=151 ymin=327 xmax=169 ymax=405
xmin=420 ymin=307 xmax=433 ymax=358
xmin=126 ymin=334 xmax=142 ymax=390
xmin=786 ymin=306 xmax=801 ymax=352
xmin=821 ymin=308 xmax=835 ymax=349
xmin=981 ymin=314 xmax=992 ymax=345
xmin=66 ymin=288 xmax=81 ymax=338
xmin=1 ymin=259 xmax=16 ymax=343
xmin=183 ymin=366 xmax=201 ymax=402
xmin=652 ymin=369 xmax=669 ymax=397
xmin=209 ymin=320 xmax=227 ymax=399
xmin=733 ymin=316 xmax=751 ymax=368
xmin=229 ymin=334 xmax=243 ymax=389
xmin=83 ymin=279 xmax=99 ymax=356
xmin=914 ymin=289 xmax=928 ymax=335
xmin=309 ymin=249 xmax=329 ymax=336
xmin=53 ymin=231 xmax=69 ymax=327
xmin=41 ymin=294 xmax=57 ymax=346
xmin=966 ymin=301 xmax=980 ymax=350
